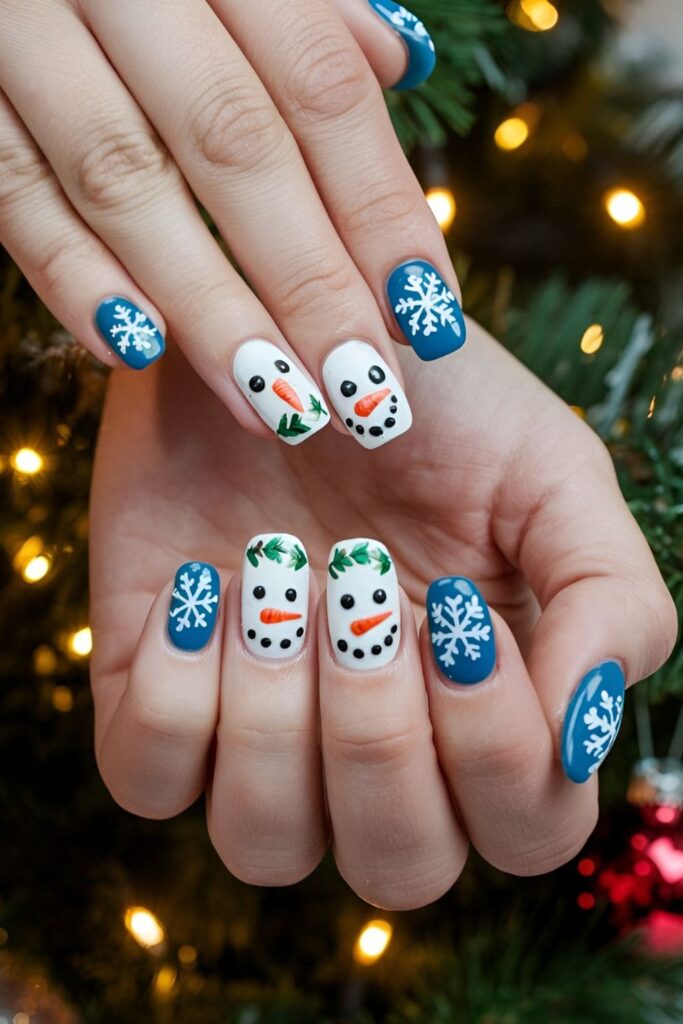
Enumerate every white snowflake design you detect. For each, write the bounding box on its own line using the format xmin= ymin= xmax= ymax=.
xmin=582 ymin=689 xmax=624 ymax=774
xmin=394 ymin=272 xmax=462 ymax=338
xmin=170 ymin=565 xmax=219 ymax=635
xmin=376 ymin=4 xmax=435 ymax=49
xmin=431 ymin=592 xmax=491 ymax=667
xmin=109 ymin=304 xmax=158 ymax=356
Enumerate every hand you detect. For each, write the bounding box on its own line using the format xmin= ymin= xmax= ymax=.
xmin=89 ymin=320 xmax=676 ymax=910
xmin=0 ymin=0 xmax=460 ymax=451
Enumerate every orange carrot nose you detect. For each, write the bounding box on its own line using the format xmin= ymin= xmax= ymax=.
xmin=272 ymin=378 xmax=304 ymax=412
xmin=354 ymin=388 xmax=391 ymax=418
xmin=260 ymin=608 xmax=303 ymax=625
xmin=350 ymin=611 xmax=392 ymax=636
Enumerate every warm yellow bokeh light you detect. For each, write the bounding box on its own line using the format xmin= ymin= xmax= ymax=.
xmin=68 ymin=626 xmax=92 ymax=658
xmin=604 ymin=188 xmax=646 ymax=229
xmin=124 ymin=907 xmax=166 ymax=949
xmin=52 ymin=686 xmax=74 ymax=713
xmin=11 ymin=447 xmax=44 ymax=475
xmin=580 ymin=324 xmax=605 ymax=355
xmin=671 ymin=366 xmax=683 ymax=382
xmin=178 ymin=944 xmax=198 ymax=966
xmin=520 ymin=0 xmax=559 ymax=30
xmin=648 ymin=395 xmax=656 ymax=419
xmin=425 ymin=187 xmax=457 ymax=232
xmin=13 ymin=1013 xmax=30 ymax=1024
xmin=34 ymin=645 xmax=58 ymax=676
xmin=22 ymin=554 xmax=51 ymax=583
xmin=494 ymin=116 xmax=530 ymax=152
xmin=354 ymin=920 xmax=393 ymax=965
xmin=570 ymin=405 xmax=587 ymax=420
xmin=154 ymin=965 xmax=178 ymax=998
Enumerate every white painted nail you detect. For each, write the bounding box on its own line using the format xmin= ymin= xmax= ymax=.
xmin=322 ymin=340 xmax=412 ymax=449
xmin=242 ymin=533 xmax=310 ymax=659
xmin=326 ymin=538 xmax=400 ymax=669
xmin=233 ymin=340 xmax=330 ymax=445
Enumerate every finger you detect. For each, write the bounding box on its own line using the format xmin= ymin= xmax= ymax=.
xmin=79 ymin=0 xmax=411 ymax=449
xmin=495 ymin=425 xmax=678 ymax=784
xmin=331 ymin=0 xmax=436 ymax=91
xmin=0 ymin=90 xmax=165 ymax=370
xmin=320 ymin=539 xmax=467 ymax=910
xmin=208 ymin=536 xmax=327 ymax=886
xmin=0 ymin=2 xmax=329 ymax=445
xmin=421 ymin=576 xmax=598 ymax=876
xmin=94 ymin=562 xmax=223 ymax=820
xmin=217 ymin=0 xmax=465 ymax=362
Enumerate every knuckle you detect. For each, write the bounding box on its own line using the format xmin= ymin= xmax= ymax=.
xmin=637 ymin=579 xmax=679 ymax=669
xmin=125 ymin=691 xmax=215 ymax=747
xmin=458 ymin=738 xmax=543 ymax=788
xmin=284 ymin=29 xmax=372 ymax=122
xmin=276 ymin=253 xmax=357 ymax=320
xmin=346 ymin=182 xmax=424 ymax=236
xmin=327 ymin=720 xmax=421 ymax=771
xmin=72 ymin=122 xmax=175 ymax=213
xmin=0 ymin=140 xmax=51 ymax=211
xmin=503 ymin=814 xmax=598 ymax=877
xmin=188 ymin=78 xmax=288 ymax=175
xmin=35 ymin=233 xmax=97 ymax=297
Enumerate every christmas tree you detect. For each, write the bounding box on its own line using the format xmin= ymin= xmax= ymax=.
xmin=1 ymin=1 xmax=682 ymax=1020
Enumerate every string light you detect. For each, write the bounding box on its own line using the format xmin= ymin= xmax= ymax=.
xmin=22 ymin=555 xmax=51 ymax=583
xmin=124 ymin=907 xmax=166 ymax=950
xmin=569 ymin=405 xmax=587 ymax=419
xmin=33 ymin=645 xmax=58 ymax=675
xmin=154 ymin=965 xmax=177 ymax=999
xmin=671 ymin=366 xmax=683 ymax=382
xmin=494 ymin=116 xmax=529 ymax=151
xmin=508 ymin=0 xmax=558 ymax=32
xmin=10 ymin=447 xmax=44 ymax=475
xmin=604 ymin=188 xmax=646 ymax=229
xmin=68 ymin=627 xmax=92 ymax=658
xmin=648 ymin=395 xmax=656 ymax=419
xmin=52 ymin=686 xmax=74 ymax=713
xmin=353 ymin=920 xmax=393 ymax=965
xmin=580 ymin=324 xmax=604 ymax=355
xmin=425 ymin=187 xmax=457 ymax=233
xmin=178 ymin=945 xmax=198 ymax=966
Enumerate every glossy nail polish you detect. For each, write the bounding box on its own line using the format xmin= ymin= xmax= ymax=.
xmin=322 ymin=340 xmax=412 ymax=449
xmin=95 ymin=297 xmax=165 ymax=369
xmin=233 ymin=339 xmax=330 ymax=445
xmin=561 ymin=660 xmax=625 ymax=784
xmin=427 ymin=576 xmax=495 ymax=684
xmin=327 ymin=538 xmax=400 ymax=670
xmin=367 ymin=1 xmax=436 ymax=91
xmin=242 ymin=533 xmax=309 ymax=660
xmin=387 ymin=260 xmax=466 ymax=361
xmin=167 ymin=562 xmax=220 ymax=652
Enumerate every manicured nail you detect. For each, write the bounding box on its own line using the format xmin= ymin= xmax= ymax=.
xmin=387 ymin=260 xmax=466 ymax=361
xmin=327 ymin=538 xmax=400 ymax=669
xmin=167 ymin=562 xmax=220 ymax=652
xmin=427 ymin=576 xmax=495 ymax=684
xmin=242 ymin=533 xmax=309 ymax=660
xmin=367 ymin=1 xmax=436 ymax=91
xmin=95 ymin=297 xmax=165 ymax=369
xmin=322 ymin=341 xmax=412 ymax=449
xmin=233 ymin=340 xmax=329 ymax=445
xmin=561 ymin=660 xmax=625 ymax=784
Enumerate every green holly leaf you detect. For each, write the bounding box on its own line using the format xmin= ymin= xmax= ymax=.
xmin=351 ymin=542 xmax=370 ymax=566
xmin=277 ymin=413 xmax=311 ymax=438
xmin=309 ymin=395 xmax=328 ymax=419
xmin=246 ymin=546 xmax=260 ymax=569
xmin=263 ymin=536 xmax=287 ymax=563
xmin=373 ymin=548 xmax=392 ymax=575
xmin=328 ymin=547 xmax=354 ymax=579
xmin=289 ymin=543 xmax=308 ymax=571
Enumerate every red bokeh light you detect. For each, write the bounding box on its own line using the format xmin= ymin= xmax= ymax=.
xmin=577 ymin=892 xmax=596 ymax=910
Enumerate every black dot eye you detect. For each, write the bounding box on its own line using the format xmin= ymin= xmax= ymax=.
xmin=274 ymin=359 xmax=290 ymax=373
xmin=341 ymin=380 xmax=357 ymax=397
xmin=285 ymin=588 xmax=297 ymax=602
xmin=253 ymin=585 xmax=265 ymax=599
xmin=341 ymin=594 xmax=355 ymax=609
xmin=369 ymin=365 xmax=386 ymax=384
xmin=249 ymin=375 xmax=265 ymax=393
xmin=373 ymin=589 xmax=387 ymax=604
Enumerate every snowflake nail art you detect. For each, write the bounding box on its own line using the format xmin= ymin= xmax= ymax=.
xmin=427 ymin=577 xmax=496 ymax=684
xmin=95 ymin=297 xmax=165 ymax=369
xmin=233 ymin=340 xmax=330 ymax=445
xmin=327 ymin=538 xmax=400 ymax=670
xmin=322 ymin=341 xmax=412 ymax=450
xmin=562 ymin=661 xmax=625 ymax=784
xmin=367 ymin=1 xmax=436 ymax=91
xmin=167 ymin=562 xmax=221 ymax=652
xmin=242 ymin=534 xmax=309 ymax=660
xmin=387 ymin=260 xmax=466 ymax=361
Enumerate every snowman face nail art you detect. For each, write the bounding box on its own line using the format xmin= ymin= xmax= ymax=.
xmin=233 ymin=340 xmax=330 ymax=445
xmin=242 ymin=534 xmax=309 ymax=659
xmin=322 ymin=341 xmax=412 ymax=449
xmin=327 ymin=538 xmax=400 ymax=669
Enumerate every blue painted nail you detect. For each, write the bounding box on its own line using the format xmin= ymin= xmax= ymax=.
xmin=387 ymin=260 xmax=466 ymax=361
xmin=167 ymin=562 xmax=220 ymax=652
xmin=427 ymin=576 xmax=495 ymax=684
xmin=95 ymin=297 xmax=165 ymax=369
xmin=561 ymin=661 xmax=625 ymax=784
xmin=367 ymin=1 xmax=436 ymax=90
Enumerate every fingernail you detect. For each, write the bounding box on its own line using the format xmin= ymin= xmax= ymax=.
xmin=387 ymin=260 xmax=466 ymax=361
xmin=327 ymin=538 xmax=400 ymax=669
xmin=367 ymin=1 xmax=436 ymax=90
xmin=233 ymin=340 xmax=330 ymax=445
xmin=242 ymin=533 xmax=309 ymax=659
xmin=95 ymin=297 xmax=165 ymax=369
xmin=322 ymin=340 xmax=412 ymax=449
xmin=167 ymin=562 xmax=220 ymax=652
xmin=427 ymin=576 xmax=495 ymax=684
xmin=561 ymin=660 xmax=625 ymax=784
